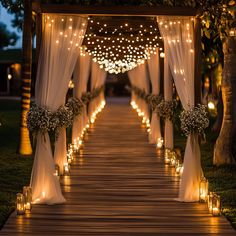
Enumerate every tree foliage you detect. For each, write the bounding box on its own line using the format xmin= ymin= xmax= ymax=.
xmin=0 ymin=22 xmax=18 ymax=49
xmin=0 ymin=0 xmax=24 ymax=30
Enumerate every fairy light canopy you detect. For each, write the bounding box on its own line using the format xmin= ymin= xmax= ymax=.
xmin=33 ymin=2 xmax=200 ymax=75
xmin=82 ymin=16 xmax=163 ymax=74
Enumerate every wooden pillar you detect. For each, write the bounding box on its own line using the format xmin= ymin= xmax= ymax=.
xmin=164 ymin=44 xmax=173 ymax=149
xmin=36 ymin=13 xmax=42 ymax=70
xmin=18 ymin=0 xmax=33 ymax=155
xmin=194 ymin=16 xmax=202 ymax=105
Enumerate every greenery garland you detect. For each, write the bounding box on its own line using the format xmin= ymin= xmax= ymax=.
xmin=27 ymin=86 xmax=104 ymax=136
xmin=180 ymin=104 xmax=209 ymax=137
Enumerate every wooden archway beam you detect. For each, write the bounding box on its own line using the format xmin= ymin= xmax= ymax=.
xmin=32 ymin=2 xmax=200 ymax=16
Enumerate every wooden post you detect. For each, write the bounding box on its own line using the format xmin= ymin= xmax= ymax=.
xmin=36 ymin=12 xmax=42 ymax=70
xmin=18 ymin=0 xmax=33 ymax=155
xmin=194 ymin=16 xmax=202 ymax=105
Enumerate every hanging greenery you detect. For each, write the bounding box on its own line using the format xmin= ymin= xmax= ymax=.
xmin=180 ymin=104 xmax=209 ymax=137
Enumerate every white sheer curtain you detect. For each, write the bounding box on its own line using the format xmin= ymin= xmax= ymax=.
xmin=164 ymin=44 xmax=174 ymax=149
xmin=72 ymin=53 xmax=91 ymax=142
xmin=147 ymin=48 xmax=162 ymax=144
xmin=128 ymin=66 xmax=139 ymax=106
xmin=31 ymin=14 xmax=87 ymax=204
xmin=88 ymin=61 xmax=107 ymax=119
xmin=128 ymin=63 xmax=150 ymax=118
xmin=158 ymin=16 xmax=202 ymax=202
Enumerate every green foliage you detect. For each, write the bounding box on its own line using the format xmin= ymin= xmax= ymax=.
xmin=0 ymin=0 xmax=24 ymax=30
xmin=0 ymin=22 xmax=18 ymax=49
xmin=0 ymin=99 xmax=33 ymax=229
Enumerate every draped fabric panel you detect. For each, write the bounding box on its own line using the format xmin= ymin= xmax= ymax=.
xmin=158 ymin=16 xmax=202 ymax=202
xmin=147 ymin=48 xmax=162 ymax=144
xmin=72 ymin=53 xmax=91 ymax=142
xmin=164 ymin=44 xmax=174 ymax=149
xmin=31 ymin=14 xmax=87 ymax=204
xmin=128 ymin=63 xmax=150 ymax=119
xmin=88 ymin=61 xmax=107 ymax=119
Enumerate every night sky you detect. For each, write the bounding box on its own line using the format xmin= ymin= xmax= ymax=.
xmin=0 ymin=4 xmax=22 ymax=48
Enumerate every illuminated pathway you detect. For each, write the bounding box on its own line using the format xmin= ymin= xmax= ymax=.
xmin=1 ymin=98 xmax=235 ymax=235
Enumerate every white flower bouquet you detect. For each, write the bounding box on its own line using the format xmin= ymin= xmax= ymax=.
xmin=27 ymin=103 xmax=53 ymax=134
xmin=146 ymin=94 xmax=163 ymax=111
xmin=156 ymin=99 xmax=177 ymax=121
xmin=180 ymin=104 xmax=209 ymax=137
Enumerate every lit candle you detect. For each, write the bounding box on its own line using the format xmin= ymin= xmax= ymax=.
xmin=170 ymin=151 xmax=177 ymax=166
xmin=164 ymin=148 xmax=171 ymax=164
xmin=23 ymin=186 xmax=32 ymax=211
xmin=199 ymin=177 xmax=209 ymax=203
xmin=230 ymin=30 xmax=235 ymax=36
xmin=64 ymin=163 xmax=70 ymax=175
xmin=156 ymin=137 xmax=164 ymax=149
xmin=208 ymin=192 xmax=213 ymax=213
xmin=16 ymin=193 xmax=25 ymax=215
xmin=212 ymin=194 xmax=221 ymax=216
xmin=54 ymin=164 xmax=60 ymax=177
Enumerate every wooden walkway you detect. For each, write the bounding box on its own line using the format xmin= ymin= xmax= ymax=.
xmin=1 ymin=98 xmax=235 ymax=235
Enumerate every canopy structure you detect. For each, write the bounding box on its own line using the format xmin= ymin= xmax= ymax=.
xmin=22 ymin=0 xmax=203 ymax=204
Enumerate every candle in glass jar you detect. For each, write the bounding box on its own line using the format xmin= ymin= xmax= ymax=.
xmin=16 ymin=193 xmax=25 ymax=215
xmin=23 ymin=186 xmax=32 ymax=211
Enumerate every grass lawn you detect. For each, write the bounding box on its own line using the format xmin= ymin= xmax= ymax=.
xmin=0 ymin=99 xmax=235 ymax=231
xmin=0 ymin=99 xmax=33 ymax=229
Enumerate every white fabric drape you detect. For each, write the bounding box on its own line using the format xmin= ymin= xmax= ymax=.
xmin=164 ymin=44 xmax=174 ymax=149
xmin=31 ymin=14 xmax=87 ymax=204
xmin=147 ymin=48 xmax=161 ymax=144
xmin=128 ymin=63 xmax=150 ymax=119
xmin=72 ymin=53 xmax=91 ymax=142
xmin=88 ymin=61 xmax=107 ymax=119
xmin=158 ymin=16 xmax=202 ymax=202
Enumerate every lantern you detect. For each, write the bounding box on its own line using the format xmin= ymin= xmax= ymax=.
xmin=176 ymin=162 xmax=184 ymax=176
xmin=170 ymin=151 xmax=177 ymax=167
xmin=23 ymin=186 xmax=32 ymax=211
xmin=16 ymin=193 xmax=25 ymax=215
xmin=208 ymin=192 xmax=214 ymax=213
xmin=54 ymin=164 xmax=60 ymax=177
xmin=64 ymin=163 xmax=70 ymax=175
xmin=199 ymin=177 xmax=209 ymax=202
xmin=212 ymin=194 xmax=221 ymax=216
xmin=156 ymin=137 xmax=164 ymax=149
xmin=164 ymin=149 xmax=171 ymax=164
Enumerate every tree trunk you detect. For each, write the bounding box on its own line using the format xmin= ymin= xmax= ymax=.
xmin=18 ymin=0 xmax=33 ymax=155
xmin=213 ymin=37 xmax=236 ymax=165
xmin=212 ymin=89 xmax=223 ymax=133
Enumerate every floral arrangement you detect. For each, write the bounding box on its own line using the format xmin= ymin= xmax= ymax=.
xmin=27 ymin=86 xmax=104 ymax=136
xmin=180 ymin=104 xmax=209 ymax=137
xmin=81 ymin=92 xmax=92 ymax=105
xmin=156 ymin=99 xmax=177 ymax=121
xmin=146 ymin=94 xmax=163 ymax=111
xmin=131 ymin=86 xmax=147 ymax=100
xmin=67 ymin=97 xmax=84 ymax=117
xmin=27 ymin=103 xmax=53 ymax=134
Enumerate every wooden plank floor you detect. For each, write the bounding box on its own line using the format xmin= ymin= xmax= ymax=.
xmin=1 ymin=97 xmax=235 ymax=235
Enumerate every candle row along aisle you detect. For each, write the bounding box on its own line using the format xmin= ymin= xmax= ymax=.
xmin=130 ymin=99 xmax=221 ymax=217
xmin=54 ymin=100 xmax=106 ymax=178
xmin=16 ymin=186 xmax=32 ymax=215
